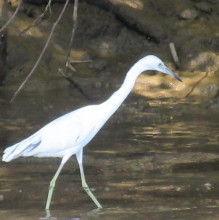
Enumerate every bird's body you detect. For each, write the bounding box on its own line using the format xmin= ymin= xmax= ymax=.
xmin=2 ymin=55 xmax=181 ymax=210
xmin=4 ymin=105 xmax=103 ymax=160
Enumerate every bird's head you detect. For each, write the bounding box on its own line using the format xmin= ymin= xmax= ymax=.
xmin=139 ymin=55 xmax=182 ymax=82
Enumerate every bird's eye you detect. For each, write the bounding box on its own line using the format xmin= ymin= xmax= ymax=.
xmin=158 ymin=63 xmax=163 ymax=68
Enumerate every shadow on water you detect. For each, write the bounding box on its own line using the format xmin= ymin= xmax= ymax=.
xmin=0 ymin=90 xmax=219 ymax=219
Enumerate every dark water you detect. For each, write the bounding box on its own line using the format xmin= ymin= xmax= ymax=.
xmin=0 ymin=90 xmax=219 ymax=219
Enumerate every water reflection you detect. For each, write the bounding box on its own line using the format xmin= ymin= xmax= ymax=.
xmin=0 ymin=92 xmax=219 ymax=219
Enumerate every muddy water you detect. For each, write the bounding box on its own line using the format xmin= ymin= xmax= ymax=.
xmin=0 ymin=89 xmax=219 ymax=219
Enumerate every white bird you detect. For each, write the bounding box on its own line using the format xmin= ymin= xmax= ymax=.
xmin=2 ymin=55 xmax=181 ymax=210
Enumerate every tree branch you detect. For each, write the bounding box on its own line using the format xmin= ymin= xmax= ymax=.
xmin=19 ymin=0 xmax=52 ymax=36
xmin=10 ymin=0 xmax=70 ymax=103
xmin=62 ymin=0 xmax=92 ymax=101
xmin=65 ymin=0 xmax=78 ymax=72
xmin=0 ymin=0 xmax=23 ymax=33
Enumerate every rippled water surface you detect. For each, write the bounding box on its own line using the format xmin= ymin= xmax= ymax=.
xmin=0 ymin=90 xmax=219 ymax=220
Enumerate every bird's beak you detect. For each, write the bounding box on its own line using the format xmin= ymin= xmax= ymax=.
xmin=161 ymin=66 xmax=182 ymax=82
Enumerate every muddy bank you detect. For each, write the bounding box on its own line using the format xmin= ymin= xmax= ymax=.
xmin=0 ymin=0 xmax=218 ymax=100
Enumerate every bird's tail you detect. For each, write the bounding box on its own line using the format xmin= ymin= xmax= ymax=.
xmin=2 ymin=135 xmax=41 ymax=162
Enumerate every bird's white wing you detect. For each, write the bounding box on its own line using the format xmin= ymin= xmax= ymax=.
xmin=3 ymin=104 xmax=101 ymax=161
xmin=50 ymin=105 xmax=98 ymax=138
xmin=2 ymin=133 xmax=41 ymax=162
xmin=31 ymin=105 xmax=100 ymax=157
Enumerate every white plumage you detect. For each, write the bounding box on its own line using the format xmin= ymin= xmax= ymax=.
xmin=2 ymin=55 xmax=181 ymax=210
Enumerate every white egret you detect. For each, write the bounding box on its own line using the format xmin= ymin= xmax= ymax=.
xmin=2 ymin=55 xmax=181 ymax=210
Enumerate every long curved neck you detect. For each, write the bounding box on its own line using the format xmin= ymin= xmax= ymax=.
xmin=99 ymin=62 xmax=147 ymax=120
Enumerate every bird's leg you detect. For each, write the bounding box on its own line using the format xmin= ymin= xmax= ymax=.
xmin=76 ymin=149 xmax=102 ymax=208
xmin=45 ymin=161 xmax=65 ymax=210
xmin=79 ymin=164 xmax=102 ymax=208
